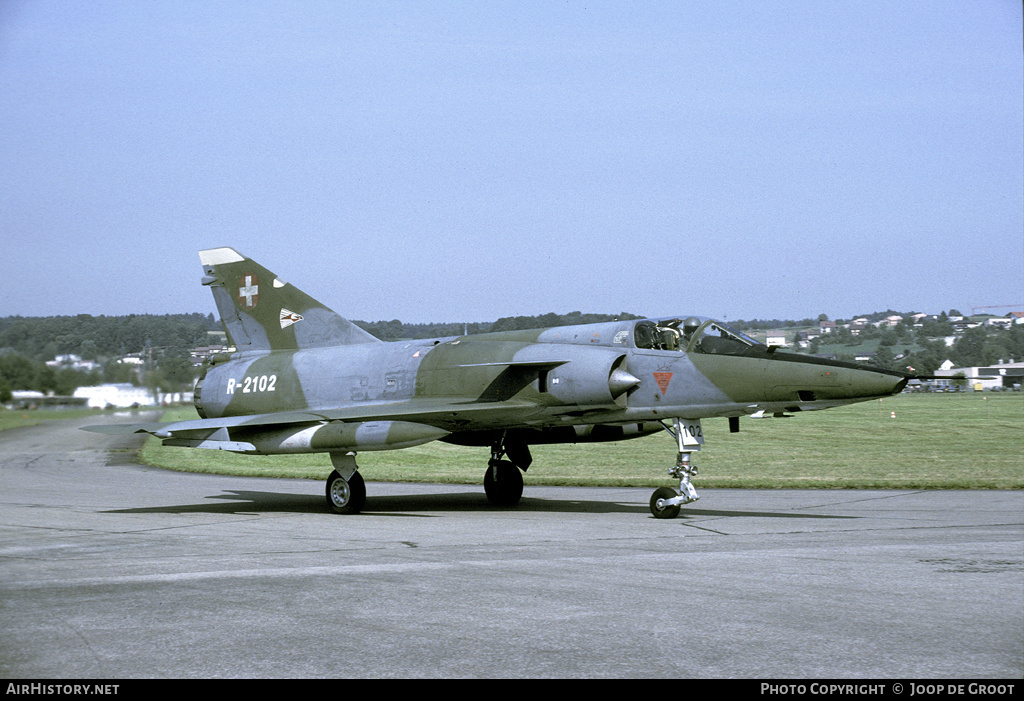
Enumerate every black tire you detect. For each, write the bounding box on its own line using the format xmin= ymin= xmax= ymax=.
xmin=649 ymin=487 xmax=681 ymax=519
xmin=326 ymin=470 xmax=366 ymax=514
xmin=484 ymin=460 xmax=523 ymax=507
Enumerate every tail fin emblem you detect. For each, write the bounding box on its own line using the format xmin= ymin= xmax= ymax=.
xmin=280 ymin=309 xmax=304 ymax=329
xmin=238 ymin=274 xmax=260 ymax=308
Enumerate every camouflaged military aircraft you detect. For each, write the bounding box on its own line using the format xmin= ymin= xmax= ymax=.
xmin=85 ymin=247 xmax=910 ymax=518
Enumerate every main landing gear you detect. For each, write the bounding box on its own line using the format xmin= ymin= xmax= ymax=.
xmin=324 ymin=439 xmax=531 ymax=514
xmin=484 ymin=438 xmax=529 ymax=507
xmin=326 ymin=452 xmax=366 ymax=514
xmin=649 ymin=418 xmax=702 ymax=519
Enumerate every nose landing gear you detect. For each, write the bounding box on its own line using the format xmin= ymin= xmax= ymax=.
xmin=649 ymin=418 xmax=702 ymax=519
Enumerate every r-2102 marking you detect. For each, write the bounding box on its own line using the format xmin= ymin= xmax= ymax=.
xmin=227 ymin=374 xmax=277 ymax=395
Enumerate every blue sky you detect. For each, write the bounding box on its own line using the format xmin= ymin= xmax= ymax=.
xmin=1 ymin=1 xmax=1021 ymax=324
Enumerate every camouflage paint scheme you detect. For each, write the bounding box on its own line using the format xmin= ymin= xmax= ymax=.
xmin=85 ymin=247 xmax=908 ymax=517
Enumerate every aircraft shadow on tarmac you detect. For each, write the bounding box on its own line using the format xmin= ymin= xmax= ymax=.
xmin=103 ymin=489 xmax=860 ymax=519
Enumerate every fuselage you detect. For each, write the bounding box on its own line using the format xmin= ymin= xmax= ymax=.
xmin=195 ymin=316 xmax=908 ymax=445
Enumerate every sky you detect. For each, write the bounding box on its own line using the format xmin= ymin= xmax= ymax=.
xmin=1 ymin=1 xmax=1021 ymax=325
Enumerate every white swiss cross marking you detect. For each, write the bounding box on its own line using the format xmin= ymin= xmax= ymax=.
xmin=238 ymin=274 xmax=259 ymax=308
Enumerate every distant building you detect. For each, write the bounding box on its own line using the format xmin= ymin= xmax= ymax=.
xmin=189 ymin=345 xmax=232 ymax=366
xmin=8 ymin=391 xmax=87 ymax=410
xmin=951 ymin=319 xmax=982 ymax=332
xmin=796 ymin=329 xmax=823 ymax=348
xmin=931 ymin=361 xmax=1024 ymax=391
xmin=73 ymin=384 xmax=192 ymax=408
xmin=45 ymin=354 xmax=101 ymax=372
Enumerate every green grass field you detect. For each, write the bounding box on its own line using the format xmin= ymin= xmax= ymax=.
xmin=0 ymin=407 xmax=106 ymax=432
xmin=134 ymin=392 xmax=1024 ymax=489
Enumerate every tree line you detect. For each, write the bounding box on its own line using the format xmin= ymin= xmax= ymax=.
xmin=0 ymin=314 xmax=218 ymax=401
xmin=0 ymin=313 xmax=218 ymax=360
xmin=353 ymin=311 xmax=643 ymax=341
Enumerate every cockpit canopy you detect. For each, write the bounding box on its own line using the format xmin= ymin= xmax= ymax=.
xmin=634 ymin=317 xmax=763 ymax=356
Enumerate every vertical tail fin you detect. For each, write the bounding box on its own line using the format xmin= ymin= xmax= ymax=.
xmin=199 ymin=247 xmax=381 ymax=351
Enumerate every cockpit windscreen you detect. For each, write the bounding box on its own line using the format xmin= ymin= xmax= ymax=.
xmin=634 ymin=318 xmax=762 ymax=356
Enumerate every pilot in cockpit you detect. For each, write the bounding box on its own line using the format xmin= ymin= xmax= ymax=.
xmin=681 ymin=317 xmax=701 ymax=345
xmin=635 ymin=317 xmax=703 ymax=351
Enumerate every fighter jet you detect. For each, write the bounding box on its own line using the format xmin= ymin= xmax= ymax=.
xmin=84 ymin=247 xmax=909 ymax=518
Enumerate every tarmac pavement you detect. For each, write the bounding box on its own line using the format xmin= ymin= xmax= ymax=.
xmin=0 ymin=413 xmax=1021 ymax=679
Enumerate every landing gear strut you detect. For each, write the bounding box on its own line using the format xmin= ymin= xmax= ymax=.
xmin=326 ymin=452 xmax=366 ymax=514
xmin=649 ymin=418 xmax=702 ymax=519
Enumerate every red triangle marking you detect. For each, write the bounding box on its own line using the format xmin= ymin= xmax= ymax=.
xmin=653 ymin=372 xmax=673 ymax=394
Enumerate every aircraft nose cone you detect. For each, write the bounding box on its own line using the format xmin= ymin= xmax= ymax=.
xmin=848 ymin=366 xmax=908 ymax=398
xmin=764 ymin=352 xmax=909 ymax=404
